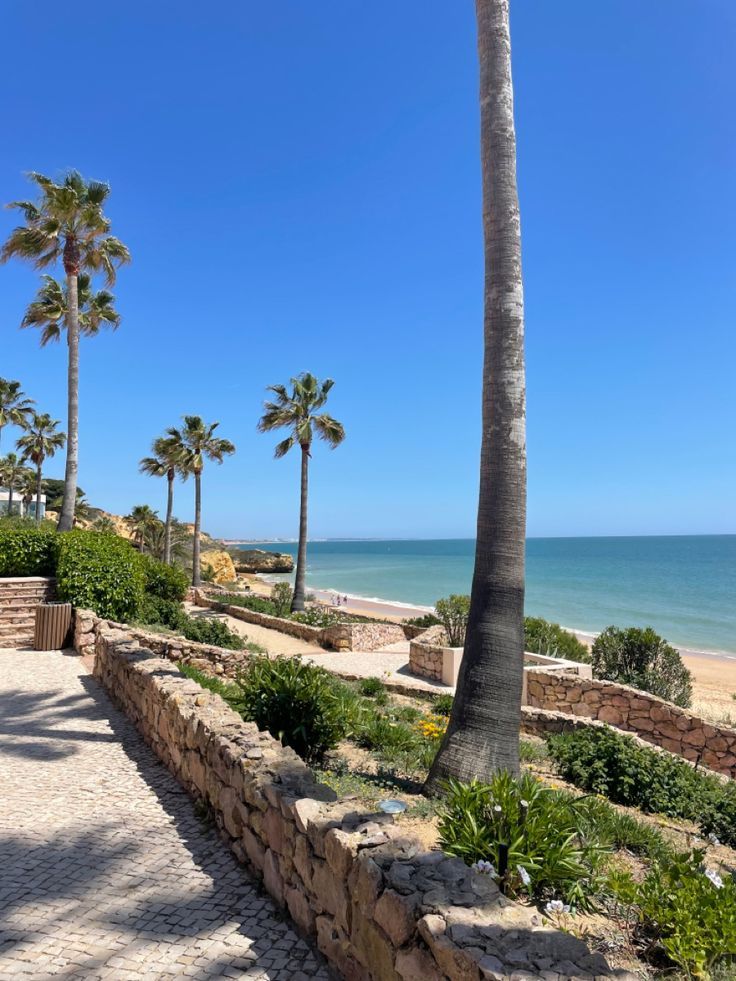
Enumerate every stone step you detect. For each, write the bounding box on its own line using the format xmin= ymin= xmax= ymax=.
xmin=0 ymin=636 xmax=34 ymax=649
xmin=0 ymin=620 xmax=36 ymax=635
xmin=0 ymin=613 xmax=36 ymax=627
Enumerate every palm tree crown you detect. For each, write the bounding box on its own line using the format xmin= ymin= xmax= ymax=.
xmin=21 ymin=273 xmax=121 ymax=346
xmin=1 ymin=170 xmax=130 ymax=280
xmin=0 ymin=379 xmax=35 ymax=445
xmin=140 ymin=435 xmax=185 ymax=565
xmin=125 ymin=504 xmax=160 ymax=549
xmin=168 ymin=416 xmax=236 ymax=475
xmin=0 ymin=453 xmax=32 ymax=517
xmin=257 ymin=373 xmax=345 ymax=456
xmin=16 ymin=413 xmax=66 ymax=469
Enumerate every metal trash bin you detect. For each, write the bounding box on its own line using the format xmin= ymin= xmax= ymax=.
xmin=34 ymin=602 xmax=73 ymax=651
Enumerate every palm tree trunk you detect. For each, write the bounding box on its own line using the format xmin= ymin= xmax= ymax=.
xmin=291 ymin=445 xmax=310 ymax=612
xmin=192 ymin=470 xmax=202 ymax=587
xmin=35 ymin=463 xmax=43 ymax=524
xmin=58 ymin=271 xmax=79 ymax=532
xmin=164 ymin=470 xmax=174 ymax=565
xmin=425 ymin=0 xmax=526 ymax=792
xmin=8 ymin=483 xmax=13 ymax=516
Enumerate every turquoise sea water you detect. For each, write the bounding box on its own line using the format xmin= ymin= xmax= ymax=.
xmin=234 ymin=536 xmax=736 ymax=656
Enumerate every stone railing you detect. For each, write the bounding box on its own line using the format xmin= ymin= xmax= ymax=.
xmin=74 ymin=609 xmax=251 ymax=679
xmin=89 ymin=621 xmax=633 ymax=980
xmin=526 ymin=670 xmax=736 ymax=778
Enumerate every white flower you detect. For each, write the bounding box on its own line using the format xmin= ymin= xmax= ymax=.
xmin=520 ymin=799 xmax=529 ymax=809
xmin=705 ymin=868 xmax=723 ymax=889
xmin=471 ymin=860 xmax=497 ymax=877
xmin=517 ymin=865 xmax=531 ymax=887
xmin=708 ymin=832 xmax=721 ymax=846
xmin=544 ymin=900 xmax=570 ymax=915
xmin=493 ymin=805 xmax=502 ymax=814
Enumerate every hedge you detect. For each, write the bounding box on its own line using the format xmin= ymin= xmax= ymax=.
xmin=0 ymin=524 xmax=57 ymax=577
xmin=55 ymin=531 xmax=145 ymax=622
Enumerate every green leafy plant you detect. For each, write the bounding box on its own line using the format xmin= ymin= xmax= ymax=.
xmin=0 ymin=524 xmax=56 ymax=576
xmin=236 ymin=656 xmax=352 ymax=765
xmin=437 ymin=772 xmax=605 ymax=908
xmin=178 ymin=663 xmax=245 ymax=712
xmin=591 ymin=625 xmax=693 ymax=707
xmin=137 ymin=595 xmax=188 ymax=631
xmin=406 ymin=612 xmax=442 ymax=629
xmin=524 ymin=616 xmax=590 ymax=663
xmin=55 ymin=530 xmax=144 ymax=621
xmin=271 ymin=581 xmax=293 ymax=617
xmin=179 ymin=615 xmax=244 ymax=650
xmin=435 ymin=594 xmax=470 ymax=647
xmin=433 ymin=693 xmax=454 ymax=716
xmin=358 ymin=676 xmax=388 ymax=703
xmin=616 ymin=849 xmax=736 ymax=978
xmin=137 ymin=553 xmax=188 ymax=602
xmin=547 ymin=726 xmax=736 ymax=847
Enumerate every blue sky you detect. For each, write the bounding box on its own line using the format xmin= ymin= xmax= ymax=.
xmin=1 ymin=1 xmax=734 ymax=539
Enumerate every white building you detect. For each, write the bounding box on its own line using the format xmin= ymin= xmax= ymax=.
xmin=0 ymin=488 xmax=46 ymax=520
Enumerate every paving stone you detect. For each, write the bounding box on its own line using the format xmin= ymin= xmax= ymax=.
xmin=0 ymin=649 xmax=329 ymax=980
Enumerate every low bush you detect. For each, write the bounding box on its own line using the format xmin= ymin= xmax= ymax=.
xmin=179 ymin=615 xmax=244 ymax=650
xmin=612 ymin=849 xmax=736 ymax=978
xmin=271 ymin=581 xmax=293 ymax=617
xmin=138 ymin=595 xmax=188 ymax=631
xmin=236 ymin=656 xmax=351 ymax=765
xmin=524 ymin=616 xmax=590 ymax=663
xmin=178 ymin=663 xmax=244 ymax=711
xmin=438 ymin=772 xmax=605 ymax=909
xmin=591 ymin=625 xmax=692 ymax=707
xmin=358 ymin=676 xmax=386 ymax=700
xmin=219 ymin=592 xmax=277 ymax=615
xmin=0 ymin=523 xmax=57 ymax=577
xmin=433 ymin=693 xmax=454 ymax=716
xmin=406 ymin=612 xmax=442 ymax=629
xmin=56 ymin=531 xmax=144 ymax=621
xmin=547 ymin=726 xmax=736 ymax=847
xmin=138 ymin=554 xmax=188 ymax=602
xmin=435 ymin=594 xmax=470 ymax=647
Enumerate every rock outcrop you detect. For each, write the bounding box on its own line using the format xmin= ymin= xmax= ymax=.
xmin=200 ymin=550 xmax=237 ymax=585
xmin=231 ymin=549 xmax=294 ymax=573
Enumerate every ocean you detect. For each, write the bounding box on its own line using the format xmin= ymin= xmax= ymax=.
xmin=232 ymin=536 xmax=736 ymax=656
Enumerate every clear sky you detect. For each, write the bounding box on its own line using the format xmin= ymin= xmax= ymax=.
xmin=1 ymin=1 xmax=734 ymax=540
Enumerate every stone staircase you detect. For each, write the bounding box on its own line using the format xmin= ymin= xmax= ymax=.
xmin=0 ymin=577 xmax=57 ymax=649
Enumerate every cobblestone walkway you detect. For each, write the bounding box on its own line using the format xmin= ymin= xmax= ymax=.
xmin=0 ymin=650 xmax=329 ymax=981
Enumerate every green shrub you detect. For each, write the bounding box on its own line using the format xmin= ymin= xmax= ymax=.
xmin=433 ymin=693 xmax=454 ymax=716
xmin=236 ymin=656 xmax=351 ymax=765
xmin=358 ymin=676 xmax=387 ymax=700
xmin=219 ymin=592 xmax=278 ymax=615
xmin=435 ymin=594 xmax=470 ymax=647
xmin=180 ymin=616 xmax=244 ymax=650
xmin=271 ymin=581 xmax=293 ymax=617
xmin=437 ymin=772 xmax=604 ymax=908
xmin=138 ymin=554 xmax=188 ymax=602
xmin=178 ymin=662 xmax=244 ymax=711
xmin=290 ymin=607 xmax=345 ymax=628
xmin=524 ymin=617 xmax=590 ymax=663
xmin=406 ymin=612 xmax=442 ymax=629
xmin=138 ymin=595 xmax=187 ymax=631
xmin=56 ymin=530 xmax=144 ymax=621
xmin=614 ymin=849 xmax=736 ymax=977
xmin=0 ymin=524 xmax=57 ymax=576
xmin=547 ymin=727 xmax=736 ymax=847
xmin=591 ymin=625 xmax=692 ymax=707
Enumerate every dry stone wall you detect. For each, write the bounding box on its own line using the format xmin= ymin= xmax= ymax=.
xmin=526 ymin=670 xmax=736 ymax=778
xmin=90 ymin=621 xmax=634 ymax=980
xmin=322 ymin=621 xmax=407 ymax=653
xmin=74 ymin=609 xmax=251 ymax=679
xmin=194 ymin=592 xmax=326 ymax=644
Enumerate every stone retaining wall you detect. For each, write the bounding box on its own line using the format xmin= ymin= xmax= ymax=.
xmin=74 ymin=609 xmax=251 ymax=679
xmin=194 ymin=592 xmax=326 ymax=644
xmin=526 ymin=670 xmax=736 ymax=778
xmin=90 ymin=621 xmax=633 ymax=980
xmin=323 ymin=621 xmax=408 ymax=653
xmin=409 ymin=640 xmax=444 ymax=681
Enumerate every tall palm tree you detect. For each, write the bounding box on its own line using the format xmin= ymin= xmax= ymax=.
xmin=1 ymin=171 xmax=130 ymax=532
xmin=16 ymin=413 xmax=66 ymax=523
xmin=258 ymin=373 xmax=345 ymax=612
xmin=0 ymin=379 xmax=34 ymax=449
xmin=167 ymin=416 xmax=235 ymax=587
xmin=21 ymin=273 xmax=121 ymax=345
xmin=19 ymin=471 xmax=38 ymax=518
xmin=426 ymin=0 xmax=527 ymax=791
xmin=139 ymin=435 xmax=183 ymax=565
xmin=124 ymin=505 xmax=160 ymax=550
xmin=0 ymin=453 xmax=32 ymax=517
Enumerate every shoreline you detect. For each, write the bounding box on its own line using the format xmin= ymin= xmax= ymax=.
xmin=252 ymin=573 xmax=736 ymax=663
